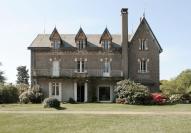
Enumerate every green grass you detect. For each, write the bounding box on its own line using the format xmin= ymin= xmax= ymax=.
xmin=0 ymin=103 xmax=191 ymax=112
xmin=0 ymin=113 xmax=191 ymax=133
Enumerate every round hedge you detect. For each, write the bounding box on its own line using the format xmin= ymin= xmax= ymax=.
xmin=43 ymin=97 xmax=60 ymax=108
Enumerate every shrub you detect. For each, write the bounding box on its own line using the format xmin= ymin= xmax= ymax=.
xmin=115 ymin=79 xmax=152 ymax=105
xmin=169 ymin=94 xmax=183 ymax=104
xmin=115 ymin=98 xmax=127 ymax=104
xmin=0 ymin=84 xmax=19 ymax=103
xmin=43 ymin=97 xmax=60 ymax=108
xmin=16 ymin=83 xmax=29 ymax=95
xmin=68 ymin=97 xmax=76 ymax=104
xmin=151 ymin=93 xmax=167 ymax=104
xmin=19 ymin=84 xmax=44 ymax=104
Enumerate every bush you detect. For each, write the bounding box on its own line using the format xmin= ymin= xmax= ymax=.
xmin=169 ymin=94 xmax=183 ymax=104
xmin=43 ymin=97 xmax=60 ymax=108
xmin=19 ymin=84 xmax=44 ymax=104
xmin=115 ymin=79 xmax=152 ymax=105
xmin=68 ymin=97 xmax=76 ymax=104
xmin=16 ymin=83 xmax=29 ymax=95
xmin=0 ymin=84 xmax=19 ymax=103
xmin=115 ymin=98 xmax=127 ymax=104
xmin=151 ymin=93 xmax=167 ymax=105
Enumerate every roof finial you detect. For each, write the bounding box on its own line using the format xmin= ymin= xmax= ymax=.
xmin=143 ymin=10 xmax=145 ymax=18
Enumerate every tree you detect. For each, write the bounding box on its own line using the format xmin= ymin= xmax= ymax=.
xmin=16 ymin=66 xmax=29 ymax=85
xmin=161 ymin=69 xmax=191 ymax=95
xmin=0 ymin=62 xmax=6 ymax=83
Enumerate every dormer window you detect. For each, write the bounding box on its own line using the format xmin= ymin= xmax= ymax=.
xmin=100 ymin=28 xmax=112 ymax=50
xmin=78 ymin=40 xmax=86 ymax=50
xmin=49 ymin=27 xmax=62 ymax=49
xmin=52 ymin=41 xmax=60 ymax=49
xmin=75 ymin=27 xmax=87 ymax=50
xmin=102 ymin=40 xmax=110 ymax=50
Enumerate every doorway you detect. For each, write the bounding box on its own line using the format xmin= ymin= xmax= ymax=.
xmin=77 ymin=82 xmax=85 ymax=102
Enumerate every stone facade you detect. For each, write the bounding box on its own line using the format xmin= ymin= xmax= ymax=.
xmin=28 ymin=8 xmax=162 ymax=102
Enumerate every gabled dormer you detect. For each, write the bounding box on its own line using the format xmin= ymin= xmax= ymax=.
xmin=49 ymin=27 xmax=62 ymax=49
xmin=75 ymin=27 xmax=87 ymax=50
xmin=100 ymin=28 xmax=112 ymax=50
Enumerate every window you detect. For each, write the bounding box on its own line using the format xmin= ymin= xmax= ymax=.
xmin=76 ymin=59 xmax=86 ymax=73
xmin=103 ymin=59 xmax=110 ymax=77
xmin=52 ymin=82 xmax=59 ymax=96
xmin=78 ymin=40 xmax=86 ymax=50
xmin=52 ymin=61 xmax=60 ymax=77
xmin=139 ymin=39 xmax=148 ymax=50
xmin=52 ymin=41 xmax=60 ymax=49
xmin=138 ymin=59 xmax=149 ymax=73
xmin=102 ymin=40 xmax=110 ymax=50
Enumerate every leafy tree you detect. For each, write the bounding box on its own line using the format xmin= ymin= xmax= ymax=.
xmin=0 ymin=62 xmax=6 ymax=83
xmin=161 ymin=69 xmax=191 ymax=95
xmin=16 ymin=66 xmax=29 ymax=85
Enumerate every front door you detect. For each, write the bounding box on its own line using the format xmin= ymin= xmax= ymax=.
xmin=77 ymin=83 xmax=84 ymax=102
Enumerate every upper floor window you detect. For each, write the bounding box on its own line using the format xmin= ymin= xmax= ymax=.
xmin=139 ymin=39 xmax=148 ymax=50
xmin=138 ymin=58 xmax=149 ymax=73
xmin=102 ymin=40 xmax=110 ymax=50
xmin=52 ymin=60 xmax=60 ymax=77
xmin=78 ymin=40 xmax=86 ymax=50
xmin=101 ymin=58 xmax=111 ymax=77
xmin=52 ymin=41 xmax=60 ymax=49
xmin=75 ymin=58 xmax=87 ymax=73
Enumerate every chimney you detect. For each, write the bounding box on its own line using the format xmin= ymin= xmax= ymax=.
xmin=121 ymin=8 xmax=128 ymax=45
xmin=121 ymin=8 xmax=129 ymax=79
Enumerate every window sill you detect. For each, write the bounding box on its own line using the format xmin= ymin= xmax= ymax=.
xmin=138 ymin=71 xmax=149 ymax=74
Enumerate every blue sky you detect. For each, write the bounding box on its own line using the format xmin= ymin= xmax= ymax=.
xmin=0 ymin=0 xmax=191 ymax=83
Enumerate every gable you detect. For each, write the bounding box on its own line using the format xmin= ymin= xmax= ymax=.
xmin=99 ymin=28 xmax=112 ymax=43
xmin=49 ymin=27 xmax=62 ymax=41
xmin=130 ymin=17 xmax=163 ymax=53
xmin=75 ymin=28 xmax=87 ymax=42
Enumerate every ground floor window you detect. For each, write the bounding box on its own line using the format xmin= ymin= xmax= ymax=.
xmin=52 ymin=82 xmax=59 ymax=96
xmin=98 ymin=86 xmax=110 ymax=101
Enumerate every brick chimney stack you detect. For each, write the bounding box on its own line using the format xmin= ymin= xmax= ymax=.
xmin=121 ymin=8 xmax=129 ymax=79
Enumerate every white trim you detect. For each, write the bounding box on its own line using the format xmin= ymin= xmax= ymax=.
xmin=74 ymin=82 xmax=77 ymax=101
xmin=84 ymin=82 xmax=88 ymax=102
xmin=59 ymin=83 xmax=62 ymax=101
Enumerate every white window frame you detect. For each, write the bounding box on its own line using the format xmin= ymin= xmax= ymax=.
xmin=139 ymin=39 xmax=148 ymax=50
xmin=76 ymin=59 xmax=87 ymax=73
xmin=138 ymin=58 xmax=149 ymax=73
xmin=49 ymin=82 xmax=62 ymax=101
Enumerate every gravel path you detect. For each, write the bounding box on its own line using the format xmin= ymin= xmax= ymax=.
xmin=0 ymin=110 xmax=191 ymax=115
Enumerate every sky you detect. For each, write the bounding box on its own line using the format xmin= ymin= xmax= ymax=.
xmin=0 ymin=0 xmax=191 ymax=83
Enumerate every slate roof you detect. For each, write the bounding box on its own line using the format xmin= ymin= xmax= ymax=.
xmin=28 ymin=34 xmax=132 ymax=48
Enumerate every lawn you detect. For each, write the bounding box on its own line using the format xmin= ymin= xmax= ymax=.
xmin=0 ymin=113 xmax=191 ymax=133
xmin=0 ymin=104 xmax=191 ymax=133
xmin=0 ymin=103 xmax=191 ymax=112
